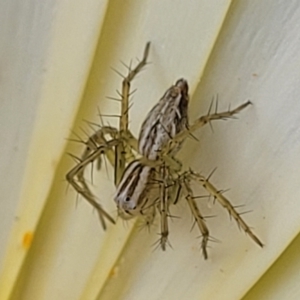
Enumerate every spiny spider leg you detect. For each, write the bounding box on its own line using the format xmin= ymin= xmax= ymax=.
xmin=81 ymin=126 xmax=118 ymax=170
xmin=159 ymin=165 xmax=170 ymax=250
xmin=115 ymin=42 xmax=151 ymax=185
xmin=163 ymin=101 xmax=252 ymax=156
xmin=66 ymin=43 xmax=151 ymax=229
xmin=66 ymin=140 xmax=118 ymax=228
xmin=186 ymin=169 xmax=263 ymax=247
xmin=179 ymin=175 xmax=209 ymax=259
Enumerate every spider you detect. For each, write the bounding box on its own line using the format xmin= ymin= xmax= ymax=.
xmin=66 ymin=42 xmax=262 ymax=259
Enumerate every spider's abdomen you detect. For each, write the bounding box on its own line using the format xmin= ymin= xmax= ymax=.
xmin=138 ymin=79 xmax=189 ymax=160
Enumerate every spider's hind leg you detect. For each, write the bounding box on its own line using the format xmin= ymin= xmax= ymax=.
xmin=188 ymin=169 xmax=263 ymax=248
xmin=178 ymin=173 xmax=210 ymax=259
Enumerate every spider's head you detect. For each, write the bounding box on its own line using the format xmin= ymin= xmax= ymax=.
xmin=114 ymin=160 xmax=155 ymax=219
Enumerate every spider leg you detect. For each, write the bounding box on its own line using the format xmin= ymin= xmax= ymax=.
xmin=179 ymin=174 xmax=209 ymax=259
xmin=81 ymin=125 xmax=118 ymax=169
xmin=115 ymin=42 xmax=151 ymax=185
xmin=119 ymin=42 xmax=150 ymax=131
xmin=188 ymin=169 xmax=263 ymax=248
xmin=122 ymin=129 xmax=138 ymax=152
xmin=66 ymin=140 xmax=118 ymax=229
xmin=163 ymin=101 xmax=252 ymax=155
xmin=75 ymin=126 xmax=119 ymax=217
xmin=67 ymin=43 xmax=151 ymax=228
xmin=159 ymin=165 xmax=170 ymax=250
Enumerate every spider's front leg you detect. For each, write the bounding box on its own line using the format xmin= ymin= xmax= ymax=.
xmin=115 ymin=42 xmax=151 ymax=185
xmin=162 ymin=100 xmax=252 ymax=156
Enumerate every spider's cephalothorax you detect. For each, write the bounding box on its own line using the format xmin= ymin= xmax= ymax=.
xmin=114 ymin=160 xmax=158 ymax=221
xmin=66 ymin=43 xmax=263 ymax=259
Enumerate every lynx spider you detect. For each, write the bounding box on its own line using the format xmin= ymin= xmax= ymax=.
xmin=66 ymin=42 xmax=263 ymax=259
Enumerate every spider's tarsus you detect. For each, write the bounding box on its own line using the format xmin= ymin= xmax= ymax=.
xmin=144 ymin=41 xmax=151 ymax=58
